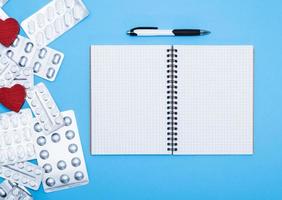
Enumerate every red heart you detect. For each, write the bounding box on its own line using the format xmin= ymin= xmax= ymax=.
xmin=0 ymin=84 xmax=26 ymax=112
xmin=0 ymin=18 xmax=20 ymax=47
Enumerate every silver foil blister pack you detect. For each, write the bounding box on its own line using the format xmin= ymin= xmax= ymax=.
xmin=0 ymin=109 xmax=36 ymax=166
xmin=33 ymin=110 xmax=89 ymax=192
xmin=5 ymin=35 xmax=64 ymax=81
xmin=0 ymin=162 xmax=43 ymax=190
xmin=0 ymin=180 xmax=33 ymax=200
xmin=26 ymin=83 xmax=64 ymax=135
xmin=21 ymin=0 xmax=89 ymax=47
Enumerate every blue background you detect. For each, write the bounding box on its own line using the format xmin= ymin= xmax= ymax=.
xmin=1 ymin=0 xmax=282 ymax=199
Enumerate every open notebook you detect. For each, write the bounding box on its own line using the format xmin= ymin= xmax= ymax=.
xmin=90 ymin=45 xmax=254 ymax=155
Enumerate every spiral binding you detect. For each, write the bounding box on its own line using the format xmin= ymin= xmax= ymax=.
xmin=166 ymin=46 xmax=178 ymax=154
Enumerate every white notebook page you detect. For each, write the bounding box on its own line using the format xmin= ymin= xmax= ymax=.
xmin=175 ymin=46 xmax=253 ymax=154
xmin=91 ymin=45 xmax=169 ymax=154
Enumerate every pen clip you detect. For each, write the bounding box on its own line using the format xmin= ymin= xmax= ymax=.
xmin=130 ymin=27 xmax=158 ymax=32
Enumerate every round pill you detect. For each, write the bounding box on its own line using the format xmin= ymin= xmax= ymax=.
xmin=57 ymin=160 xmax=67 ymax=170
xmin=46 ymin=177 xmax=56 ymax=187
xmin=0 ymin=188 xmax=6 ymax=197
xmin=40 ymin=150 xmax=49 ymax=160
xmin=33 ymin=62 xmax=41 ymax=73
xmin=46 ymin=68 xmax=56 ymax=79
xmin=43 ymin=164 xmax=52 ymax=173
xmin=51 ymin=133 xmax=60 ymax=143
xmin=65 ymin=130 xmax=75 ymax=140
xmin=37 ymin=136 xmax=47 ymax=146
xmin=74 ymin=171 xmax=84 ymax=181
xmin=39 ymin=115 xmax=46 ymax=123
xmin=68 ymin=144 xmax=78 ymax=153
xmin=64 ymin=116 xmax=72 ymax=126
xmin=55 ymin=117 xmax=63 ymax=125
xmin=27 ymin=20 xmax=36 ymax=34
xmin=34 ymin=122 xmax=43 ymax=132
xmin=44 ymin=123 xmax=51 ymax=131
xmin=71 ymin=157 xmax=81 ymax=167
xmin=60 ymin=174 xmax=70 ymax=184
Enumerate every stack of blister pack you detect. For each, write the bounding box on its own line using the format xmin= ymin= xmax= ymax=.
xmin=0 ymin=0 xmax=89 ymax=199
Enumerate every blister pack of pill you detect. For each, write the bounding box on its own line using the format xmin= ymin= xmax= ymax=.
xmin=0 ymin=0 xmax=8 ymax=7
xmin=33 ymin=110 xmax=89 ymax=192
xmin=0 ymin=109 xmax=36 ymax=166
xmin=0 ymin=180 xmax=33 ymax=200
xmin=5 ymin=35 xmax=64 ymax=81
xmin=0 ymin=53 xmax=21 ymax=88
xmin=26 ymin=83 xmax=64 ymax=135
xmin=0 ymin=162 xmax=43 ymax=190
xmin=21 ymin=0 xmax=89 ymax=47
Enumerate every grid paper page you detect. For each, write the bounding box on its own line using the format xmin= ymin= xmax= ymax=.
xmin=91 ymin=45 xmax=169 ymax=155
xmin=175 ymin=46 xmax=253 ymax=154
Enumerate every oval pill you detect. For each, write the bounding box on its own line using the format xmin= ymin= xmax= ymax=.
xmin=46 ymin=68 xmax=56 ymax=79
xmin=64 ymin=11 xmax=73 ymax=27
xmin=12 ymin=37 xmax=19 ymax=47
xmin=36 ymin=13 xmax=46 ymax=28
xmin=55 ymin=0 xmax=65 ymax=15
xmin=6 ymin=50 xmax=14 ymax=58
xmin=33 ymin=62 xmax=41 ymax=73
xmin=65 ymin=0 xmax=74 ymax=8
xmin=52 ymin=54 xmax=61 ymax=64
xmin=39 ymin=48 xmax=47 ymax=59
xmin=25 ymin=42 xmax=34 ymax=53
xmin=54 ymin=17 xmax=64 ymax=33
xmin=27 ymin=20 xmax=36 ymax=34
xmin=35 ymin=32 xmax=45 ymax=46
xmin=46 ymin=6 xmax=55 ymax=22
xmin=19 ymin=56 xmax=28 ymax=67
xmin=45 ymin=25 xmax=54 ymax=40
xmin=73 ymin=4 xmax=84 ymax=20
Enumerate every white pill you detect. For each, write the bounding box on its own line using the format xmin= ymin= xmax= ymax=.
xmin=33 ymin=62 xmax=41 ymax=73
xmin=74 ymin=171 xmax=84 ymax=181
xmin=39 ymin=48 xmax=47 ymax=58
xmin=46 ymin=177 xmax=56 ymax=187
xmin=12 ymin=37 xmax=19 ymax=47
xmin=65 ymin=0 xmax=74 ymax=8
xmin=35 ymin=32 xmax=45 ymax=47
xmin=64 ymin=11 xmax=73 ymax=27
xmin=68 ymin=144 xmax=78 ymax=153
xmin=37 ymin=136 xmax=46 ymax=146
xmin=25 ymin=42 xmax=34 ymax=53
xmin=36 ymin=13 xmax=46 ymax=28
xmin=14 ymin=133 xmax=22 ymax=144
xmin=71 ymin=157 xmax=81 ymax=167
xmin=4 ymin=135 xmax=12 ymax=145
xmin=27 ymin=20 xmax=36 ymax=34
xmin=73 ymin=4 xmax=84 ymax=20
xmin=23 ymin=128 xmax=32 ymax=141
xmin=54 ymin=17 xmax=64 ymax=33
xmin=51 ymin=133 xmax=60 ymax=143
xmin=64 ymin=116 xmax=72 ymax=126
xmin=45 ymin=24 xmax=54 ymax=40
xmin=60 ymin=174 xmax=70 ymax=184
xmin=12 ymin=173 xmax=20 ymax=181
xmin=43 ymin=164 xmax=52 ymax=173
xmin=55 ymin=117 xmax=63 ymax=125
xmin=21 ymin=177 xmax=28 ymax=184
xmin=65 ymin=130 xmax=75 ymax=140
xmin=0 ymin=188 xmax=7 ymax=197
xmin=40 ymin=150 xmax=49 ymax=160
xmin=4 ymin=170 xmax=12 ymax=177
xmin=17 ymin=162 xmax=25 ymax=169
xmin=52 ymin=54 xmax=61 ymax=64
xmin=46 ymin=6 xmax=55 ymax=22
xmin=46 ymin=68 xmax=56 ymax=79
xmin=16 ymin=146 xmax=25 ymax=159
xmin=19 ymin=56 xmax=28 ymax=67
xmin=26 ymin=144 xmax=35 ymax=157
xmin=55 ymin=0 xmax=65 ymax=15
xmin=57 ymin=160 xmax=67 ymax=170
xmin=23 ymin=68 xmax=32 ymax=76
xmin=7 ymin=148 xmax=16 ymax=161
xmin=6 ymin=50 xmax=14 ymax=58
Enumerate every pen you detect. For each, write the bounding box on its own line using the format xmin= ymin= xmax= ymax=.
xmin=127 ymin=27 xmax=211 ymax=37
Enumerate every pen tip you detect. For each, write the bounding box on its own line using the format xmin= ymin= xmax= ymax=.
xmin=201 ymin=30 xmax=211 ymax=35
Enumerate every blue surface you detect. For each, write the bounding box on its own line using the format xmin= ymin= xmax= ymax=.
xmin=1 ymin=0 xmax=282 ymax=199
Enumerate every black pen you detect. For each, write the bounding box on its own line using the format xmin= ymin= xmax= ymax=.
xmin=127 ymin=27 xmax=211 ymax=37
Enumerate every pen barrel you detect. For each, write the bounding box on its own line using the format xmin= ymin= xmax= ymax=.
xmin=172 ymin=29 xmax=201 ymax=36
